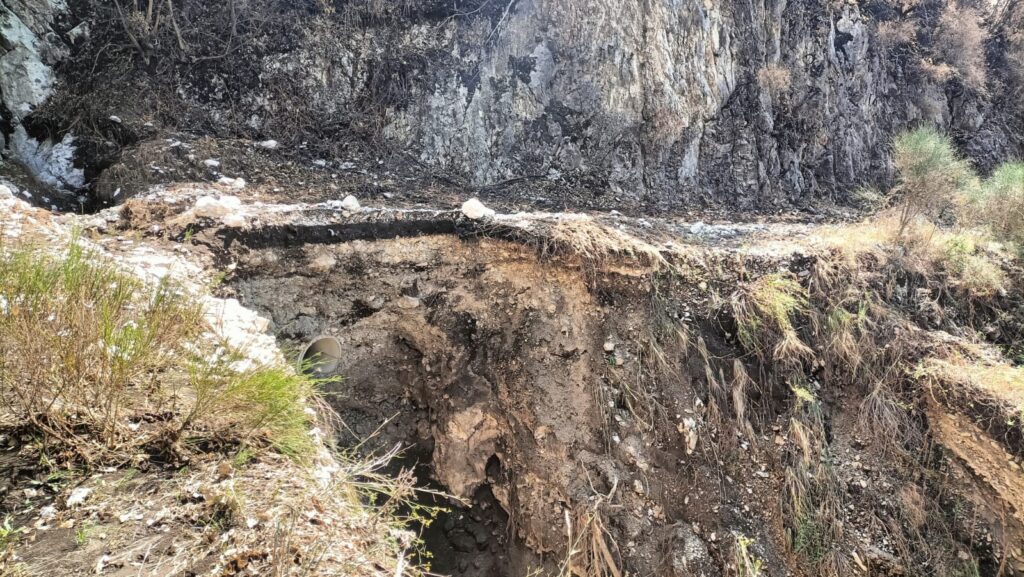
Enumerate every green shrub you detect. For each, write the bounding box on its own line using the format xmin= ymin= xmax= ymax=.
xmin=0 ymin=238 xmax=322 ymax=461
xmin=0 ymin=240 xmax=203 ymax=446
xmin=892 ymin=127 xmax=976 ymax=238
xmin=968 ymin=162 xmax=1024 ymax=249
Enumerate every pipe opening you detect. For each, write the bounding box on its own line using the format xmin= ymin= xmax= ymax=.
xmin=298 ymin=336 xmax=343 ymax=377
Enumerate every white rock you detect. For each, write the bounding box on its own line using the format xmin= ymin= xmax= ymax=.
xmin=66 ymin=487 xmax=91 ymax=507
xmin=461 ymin=197 xmax=495 ymax=220
xmin=0 ymin=185 xmax=13 ymax=199
xmin=257 ymin=139 xmax=279 ymax=150
xmin=109 ymin=115 xmax=122 ymax=124
xmin=309 ymin=253 xmax=336 ymax=273
xmin=313 ymin=159 xmax=328 ymax=167
xmin=341 ymin=195 xmax=360 ymax=211
xmin=193 ymin=195 xmax=242 ymax=219
xmin=8 ymin=126 xmax=85 ymax=189
xmin=221 ymin=214 xmax=247 ymax=228
xmin=0 ymin=12 xmax=56 ymax=123
xmin=203 ymin=159 xmax=221 ymax=168
xmin=397 ymin=296 xmax=421 ymax=309
xmin=217 ymin=176 xmax=246 ymax=189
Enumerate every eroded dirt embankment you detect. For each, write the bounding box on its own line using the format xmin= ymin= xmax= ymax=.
xmin=68 ymin=187 xmax=1019 ymax=573
xmin=105 ymin=194 xmax=1024 ymax=577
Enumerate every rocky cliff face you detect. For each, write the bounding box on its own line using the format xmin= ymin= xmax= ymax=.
xmin=1 ymin=0 xmax=1022 ymax=210
xmin=0 ymin=0 xmax=87 ymax=189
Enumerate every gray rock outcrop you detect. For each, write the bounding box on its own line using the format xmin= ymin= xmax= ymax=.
xmin=222 ymin=0 xmax=1021 ymax=209
xmin=0 ymin=0 xmax=77 ymax=184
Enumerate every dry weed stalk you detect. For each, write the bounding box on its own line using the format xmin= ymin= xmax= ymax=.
xmin=731 ymin=273 xmax=812 ymax=369
xmin=730 ymin=360 xmax=757 ymax=439
xmin=782 ymin=396 xmax=848 ymax=577
xmin=559 ymin=497 xmax=622 ymax=577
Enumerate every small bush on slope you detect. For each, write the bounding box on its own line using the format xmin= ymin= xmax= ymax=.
xmin=934 ymin=3 xmax=989 ymax=93
xmin=0 ymin=238 xmax=321 ymax=462
xmin=891 ymin=127 xmax=976 ymax=239
xmin=967 ymin=162 xmax=1024 ymax=250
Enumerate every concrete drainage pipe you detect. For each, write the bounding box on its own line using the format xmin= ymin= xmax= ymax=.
xmin=298 ymin=336 xmax=342 ymax=377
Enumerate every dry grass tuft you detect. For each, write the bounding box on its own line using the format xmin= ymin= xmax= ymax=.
xmin=782 ymin=401 xmax=848 ymax=577
xmin=558 ymin=497 xmax=622 ymax=577
xmin=919 ymin=59 xmax=956 ymax=83
xmin=858 ymin=381 xmax=921 ymax=456
xmin=877 ymin=19 xmax=918 ymax=51
xmin=731 ymin=273 xmax=812 ymax=366
xmin=934 ymin=3 xmax=989 ymax=93
xmin=731 ymin=360 xmax=757 ymax=439
xmin=543 ymin=217 xmax=667 ymax=269
xmin=0 ymin=237 xmax=325 ymax=463
xmin=757 ymin=65 xmax=792 ymax=98
xmin=918 ymin=357 xmax=1024 ymax=409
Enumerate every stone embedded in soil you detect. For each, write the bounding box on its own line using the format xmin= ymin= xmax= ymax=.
xmin=217 ymin=176 xmax=247 ymax=189
xmin=341 ymin=195 xmax=360 ymax=211
xmin=193 ymin=195 xmax=243 ymax=220
xmin=449 ymin=530 xmax=478 ymax=553
xmin=461 ymin=198 xmax=494 ymax=220
xmin=66 ymin=487 xmax=91 ymax=507
xmin=221 ymin=214 xmax=247 ymax=227
xmin=309 ymin=253 xmax=337 ymax=274
xmin=258 ymin=139 xmax=279 ymax=150
xmin=397 ymin=295 xmax=420 ymax=309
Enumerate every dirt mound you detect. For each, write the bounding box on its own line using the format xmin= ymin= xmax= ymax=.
xmin=146 ymin=199 xmax=1020 ymax=576
xmin=4 ymin=187 xmax=1016 ymax=575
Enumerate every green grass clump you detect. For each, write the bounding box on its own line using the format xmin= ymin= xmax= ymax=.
xmin=187 ymin=356 xmax=323 ymax=458
xmin=0 ymin=238 xmax=323 ymax=462
xmin=732 ymin=273 xmax=812 ymax=363
xmin=0 ymin=516 xmax=24 ymax=549
xmin=967 ymin=162 xmax=1024 ymax=250
xmin=939 ymin=235 xmax=1005 ymax=299
xmin=0 ymin=239 xmax=203 ymax=446
xmin=733 ymin=534 xmax=764 ymax=577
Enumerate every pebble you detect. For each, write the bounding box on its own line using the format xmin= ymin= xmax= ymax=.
xmin=461 ymin=197 xmax=495 ymax=220
xmin=217 ymin=176 xmax=246 ymax=189
xmin=397 ymin=296 xmax=421 ymax=309
xmin=67 ymin=487 xmax=92 ymax=507
xmin=341 ymin=195 xmax=360 ymax=211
